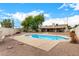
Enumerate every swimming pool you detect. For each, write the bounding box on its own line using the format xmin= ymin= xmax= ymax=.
xmin=32 ymin=34 xmax=67 ymax=40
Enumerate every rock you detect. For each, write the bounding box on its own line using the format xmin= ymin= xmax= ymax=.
xmin=7 ymin=46 xmax=13 ymax=49
xmin=15 ymin=42 xmax=24 ymax=45
xmin=18 ymin=42 xmax=24 ymax=45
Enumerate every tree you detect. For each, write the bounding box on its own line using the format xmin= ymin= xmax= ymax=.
xmin=73 ymin=24 xmax=79 ymax=28
xmin=68 ymin=25 xmax=72 ymax=29
xmin=56 ymin=24 xmax=58 ymax=26
xmin=21 ymin=14 xmax=44 ymax=32
xmin=31 ymin=14 xmax=44 ymax=31
xmin=68 ymin=24 xmax=79 ymax=30
xmin=1 ymin=19 xmax=14 ymax=28
xmin=21 ymin=16 xmax=33 ymax=32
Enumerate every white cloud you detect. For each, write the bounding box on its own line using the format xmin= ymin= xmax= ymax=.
xmin=68 ymin=3 xmax=79 ymax=10
xmin=58 ymin=3 xmax=68 ymax=9
xmin=58 ymin=3 xmax=79 ymax=11
xmin=11 ymin=12 xmax=26 ymax=21
xmin=42 ymin=18 xmax=67 ymax=26
xmin=1 ymin=9 xmax=79 ymax=27
xmin=42 ymin=15 xmax=79 ymax=27
xmin=0 ymin=10 xmax=51 ymax=22
xmin=7 ymin=10 xmax=50 ymax=21
xmin=0 ymin=16 xmax=9 ymax=20
xmin=68 ymin=15 xmax=79 ymax=26
xmin=74 ymin=4 xmax=79 ymax=10
xmin=44 ymin=13 xmax=50 ymax=18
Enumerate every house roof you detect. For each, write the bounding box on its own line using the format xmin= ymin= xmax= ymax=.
xmin=40 ymin=24 xmax=68 ymax=29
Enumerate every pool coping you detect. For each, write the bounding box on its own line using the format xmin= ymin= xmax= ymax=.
xmin=11 ymin=33 xmax=70 ymax=51
xmin=25 ymin=33 xmax=71 ymax=42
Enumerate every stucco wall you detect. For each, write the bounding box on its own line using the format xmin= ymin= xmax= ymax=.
xmin=0 ymin=28 xmax=20 ymax=36
xmin=75 ymin=26 xmax=79 ymax=38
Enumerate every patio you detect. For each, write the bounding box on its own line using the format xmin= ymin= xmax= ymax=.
xmin=0 ymin=36 xmax=79 ymax=56
xmin=0 ymin=32 xmax=79 ymax=56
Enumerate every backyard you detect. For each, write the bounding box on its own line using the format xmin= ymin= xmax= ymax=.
xmin=0 ymin=32 xmax=79 ymax=56
xmin=0 ymin=3 xmax=79 ymax=56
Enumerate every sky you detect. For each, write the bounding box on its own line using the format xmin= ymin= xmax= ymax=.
xmin=0 ymin=3 xmax=79 ymax=28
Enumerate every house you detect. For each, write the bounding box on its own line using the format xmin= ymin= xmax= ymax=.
xmin=40 ymin=24 xmax=69 ymax=32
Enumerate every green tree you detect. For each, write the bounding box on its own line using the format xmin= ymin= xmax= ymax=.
xmin=31 ymin=14 xmax=44 ymax=31
xmin=68 ymin=25 xmax=72 ymax=29
xmin=21 ymin=16 xmax=33 ymax=32
xmin=68 ymin=24 xmax=79 ymax=30
xmin=73 ymin=24 xmax=79 ymax=28
xmin=1 ymin=19 xmax=14 ymax=28
xmin=21 ymin=14 xmax=44 ymax=32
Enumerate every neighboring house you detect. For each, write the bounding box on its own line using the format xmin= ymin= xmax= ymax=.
xmin=40 ymin=24 xmax=69 ymax=32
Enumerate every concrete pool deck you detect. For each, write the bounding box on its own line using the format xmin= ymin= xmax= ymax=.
xmin=11 ymin=33 xmax=70 ymax=51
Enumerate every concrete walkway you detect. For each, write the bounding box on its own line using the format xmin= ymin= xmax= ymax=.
xmin=0 ymin=37 xmax=79 ymax=56
xmin=11 ymin=34 xmax=59 ymax=51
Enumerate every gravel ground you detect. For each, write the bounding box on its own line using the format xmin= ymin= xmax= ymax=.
xmin=0 ymin=32 xmax=79 ymax=56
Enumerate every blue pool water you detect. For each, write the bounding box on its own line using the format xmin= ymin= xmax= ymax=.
xmin=32 ymin=34 xmax=66 ymax=40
